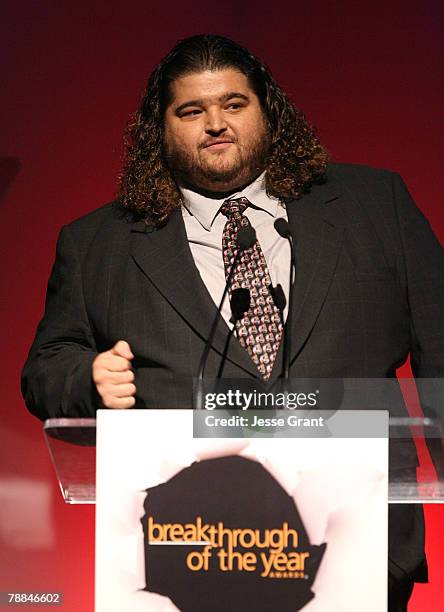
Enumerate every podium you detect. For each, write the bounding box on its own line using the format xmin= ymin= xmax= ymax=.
xmin=42 ymin=408 xmax=443 ymax=611
xmin=40 ymin=400 xmax=444 ymax=611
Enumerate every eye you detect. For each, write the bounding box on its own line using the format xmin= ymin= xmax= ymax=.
xmin=180 ymin=109 xmax=202 ymax=118
xmin=226 ymin=103 xmax=243 ymax=112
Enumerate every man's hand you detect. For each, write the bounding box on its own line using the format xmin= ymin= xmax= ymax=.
xmin=92 ymin=340 xmax=136 ymax=409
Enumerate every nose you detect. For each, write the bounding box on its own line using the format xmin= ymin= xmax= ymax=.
xmin=205 ymin=108 xmax=227 ymax=135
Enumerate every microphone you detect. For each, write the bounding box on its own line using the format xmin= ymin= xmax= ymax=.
xmin=274 ymin=218 xmax=296 ymax=380
xmin=196 ymin=225 xmax=256 ymax=400
xmin=274 ymin=218 xmax=292 ymax=239
xmin=270 ymin=283 xmax=286 ymax=314
xmin=217 ymin=288 xmax=251 ymax=378
xmin=230 ymin=288 xmax=251 ymax=322
xmin=237 ymin=225 xmax=256 ymax=251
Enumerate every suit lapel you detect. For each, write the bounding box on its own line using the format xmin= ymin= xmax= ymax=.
xmin=130 ymin=209 xmax=258 ymax=376
xmin=285 ymin=183 xmax=346 ymax=367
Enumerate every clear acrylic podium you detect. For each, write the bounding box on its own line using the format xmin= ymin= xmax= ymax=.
xmin=43 ymin=415 xmax=444 ymax=505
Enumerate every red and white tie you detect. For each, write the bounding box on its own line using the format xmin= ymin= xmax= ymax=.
xmin=220 ymin=197 xmax=283 ymax=380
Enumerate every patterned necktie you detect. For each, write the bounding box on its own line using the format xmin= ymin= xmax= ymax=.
xmin=220 ymin=197 xmax=283 ymax=380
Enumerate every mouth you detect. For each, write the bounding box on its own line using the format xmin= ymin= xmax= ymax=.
xmin=202 ymin=140 xmax=234 ymax=150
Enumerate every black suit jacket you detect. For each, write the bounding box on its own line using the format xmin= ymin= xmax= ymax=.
xmin=22 ymin=163 xmax=444 ymax=416
xmin=22 ymin=163 xmax=443 ymax=579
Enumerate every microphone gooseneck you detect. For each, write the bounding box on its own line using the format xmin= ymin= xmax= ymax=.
xmin=274 ymin=218 xmax=296 ymax=379
xmin=217 ymin=288 xmax=251 ymax=378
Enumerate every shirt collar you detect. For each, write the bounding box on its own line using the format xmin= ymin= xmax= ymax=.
xmin=180 ymin=172 xmax=281 ymax=231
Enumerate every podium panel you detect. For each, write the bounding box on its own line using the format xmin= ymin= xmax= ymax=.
xmin=94 ymin=410 xmax=388 ymax=612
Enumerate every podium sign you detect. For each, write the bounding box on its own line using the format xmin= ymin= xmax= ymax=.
xmin=95 ymin=410 xmax=388 ymax=611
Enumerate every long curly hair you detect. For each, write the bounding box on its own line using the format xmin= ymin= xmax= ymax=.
xmin=118 ymin=35 xmax=328 ymax=226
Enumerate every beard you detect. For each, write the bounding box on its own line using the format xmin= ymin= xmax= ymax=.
xmin=164 ymin=129 xmax=271 ymax=193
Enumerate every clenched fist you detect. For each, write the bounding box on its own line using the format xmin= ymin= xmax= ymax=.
xmin=92 ymin=340 xmax=136 ymax=409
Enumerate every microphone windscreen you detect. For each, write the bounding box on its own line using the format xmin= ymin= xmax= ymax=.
xmin=237 ymin=225 xmax=256 ymax=250
xmin=230 ymin=288 xmax=251 ymax=321
xmin=274 ymin=218 xmax=292 ymax=239
xmin=270 ymin=283 xmax=286 ymax=312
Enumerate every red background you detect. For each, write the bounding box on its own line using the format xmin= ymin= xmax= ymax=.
xmin=1 ymin=1 xmax=443 ymax=609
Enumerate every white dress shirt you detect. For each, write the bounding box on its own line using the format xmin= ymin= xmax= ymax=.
xmin=181 ymin=172 xmax=291 ymax=327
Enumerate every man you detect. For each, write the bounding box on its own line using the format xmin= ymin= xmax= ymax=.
xmin=22 ymin=35 xmax=443 ymax=609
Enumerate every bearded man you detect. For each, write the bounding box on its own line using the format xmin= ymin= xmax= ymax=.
xmin=22 ymin=35 xmax=443 ymax=610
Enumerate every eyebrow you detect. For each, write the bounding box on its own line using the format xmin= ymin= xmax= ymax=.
xmin=174 ymin=92 xmax=250 ymax=115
